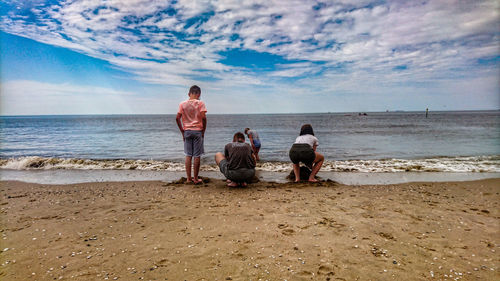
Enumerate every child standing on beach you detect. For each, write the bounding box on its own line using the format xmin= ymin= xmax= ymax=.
xmin=244 ymin=128 xmax=261 ymax=161
xmin=176 ymin=85 xmax=207 ymax=184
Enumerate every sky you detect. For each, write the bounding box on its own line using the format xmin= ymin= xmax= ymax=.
xmin=0 ymin=0 xmax=499 ymax=115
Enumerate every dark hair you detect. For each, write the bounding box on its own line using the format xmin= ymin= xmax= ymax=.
xmin=299 ymin=124 xmax=314 ymax=136
xmin=233 ymin=132 xmax=245 ymax=142
xmin=189 ymin=85 xmax=201 ymax=95
xmin=244 ymin=128 xmax=250 ymax=134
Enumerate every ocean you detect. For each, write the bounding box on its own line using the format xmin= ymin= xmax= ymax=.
xmin=1 ymin=111 xmax=499 ymax=174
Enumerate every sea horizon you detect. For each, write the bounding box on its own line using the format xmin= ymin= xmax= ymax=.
xmin=2 ymin=109 xmax=499 ymax=117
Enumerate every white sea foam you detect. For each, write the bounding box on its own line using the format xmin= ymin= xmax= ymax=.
xmin=321 ymin=156 xmax=500 ymax=172
xmin=1 ymin=156 xmax=499 ymax=172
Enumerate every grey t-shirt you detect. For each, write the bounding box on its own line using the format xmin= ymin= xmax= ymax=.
xmin=224 ymin=142 xmax=256 ymax=170
xmin=247 ymin=130 xmax=260 ymax=141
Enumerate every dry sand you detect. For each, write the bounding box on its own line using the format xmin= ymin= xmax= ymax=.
xmin=0 ymin=178 xmax=498 ymax=280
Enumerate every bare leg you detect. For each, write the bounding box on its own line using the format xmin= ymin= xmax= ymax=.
xmin=309 ymin=152 xmax=324 ymax=182
xmin=214 ymin=152 xmax=225 ymax=165
xmin=254 ymin=147 xmax=261 ymax=161
xmin=227 ymin=181 xmax=238 ymax=187
xmin=193 ymin=157 xmax=201 ymax=183
xmin=215 ymin=152 xmax=234 ymax=185
xmin=185 ymin=156 xmax=192 ymax=182
xmin=292 ymin=163 xmax=301 ymax=182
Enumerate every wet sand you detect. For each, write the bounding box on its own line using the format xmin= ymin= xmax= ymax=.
xmin=0 ymin=178 xmax=498 ymax=280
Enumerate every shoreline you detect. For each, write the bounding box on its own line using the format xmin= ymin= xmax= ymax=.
xmin=0 ymin=178 xmax=499 ymax=280
xmin=1 ymin=169 xmax=500 ymax=185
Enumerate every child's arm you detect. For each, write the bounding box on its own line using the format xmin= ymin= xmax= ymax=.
xmin=201 ymin=111 xmax=207 ymax=138
xmin=251 ymin=152 xmax=257 ymax=164
xmin=249 ymin=145 xmax=256 ymax=165
xmin=175 ymin=113 xmax=185 ymax=141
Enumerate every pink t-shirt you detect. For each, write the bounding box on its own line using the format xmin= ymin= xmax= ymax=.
xmin=178 ymin=99 xmax=207 ymax=131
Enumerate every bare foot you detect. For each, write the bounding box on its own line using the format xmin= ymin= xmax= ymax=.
xmin=227 ymin=181 xmax=238 ymax=187
xmin=193 ymin=178 xmax=203 ymax=184
xmin=186 ymin=178 xmax=193 ymax=184
xmin=308 ymin=178 xmax=319 ymax=183
xmin=240 ymin=182 xmax=248 ymax=187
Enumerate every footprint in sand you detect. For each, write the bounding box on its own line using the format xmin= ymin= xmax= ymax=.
xmin=281 ymin=228 xmax=295 ymax=235
xmin=317 ymin=265 xmax=335 ymax=276
xmin=277 ymin=223 xmax=288 ymax=229
xmin=154 ymin=258 xmax=170 ymax=268
xmin=378 ymin=232 xmax=395 ymax=240
xmin=297 ymin=270 xmax=314 ymax=277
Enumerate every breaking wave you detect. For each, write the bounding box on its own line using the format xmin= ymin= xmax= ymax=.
xmin=1 ymin=155 xmax=499 ymax=172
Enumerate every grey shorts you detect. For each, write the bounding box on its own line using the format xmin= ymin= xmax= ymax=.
xmin=184 ymin=130 xmax=204 ymax=157
xmin=218 ymin=159 xmax=255 ymax=182
xmin=289 ymin=143 xmax=315 ymax=166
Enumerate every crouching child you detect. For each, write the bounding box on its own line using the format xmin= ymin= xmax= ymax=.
xmin=215 ymin=132 xmax=256 ymax=187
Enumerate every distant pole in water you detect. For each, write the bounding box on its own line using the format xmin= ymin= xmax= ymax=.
xmin=426 ymin=108 xmax=429 ymax=118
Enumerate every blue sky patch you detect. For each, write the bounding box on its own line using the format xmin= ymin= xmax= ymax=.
xmin=0 ymin=32 xmax=139 ymax=89
xmin=477 ymin=55 xmax=500 ymax=66
xmin=393 ymin=65 xmax=408 ymax=71
xmin=218 ymin=49 xmax=303 ymax=70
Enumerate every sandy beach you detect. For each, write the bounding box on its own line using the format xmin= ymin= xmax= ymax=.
xmin=0 ymin=178 xmax=498 ymax=281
